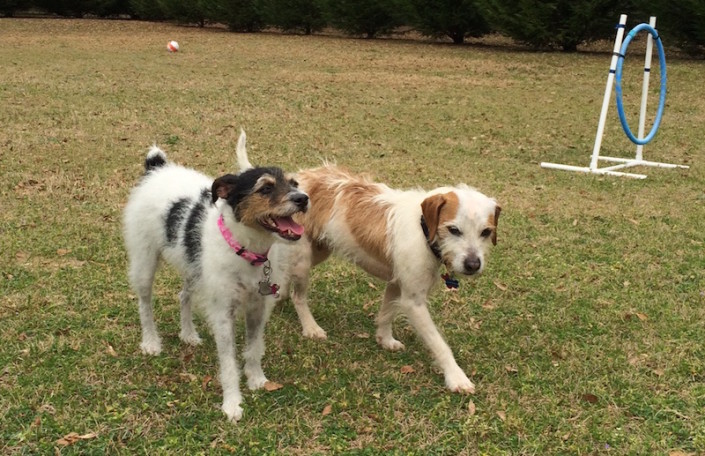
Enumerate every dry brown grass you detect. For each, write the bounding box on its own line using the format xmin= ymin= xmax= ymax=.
xmin=1 ymin=18 xmax=704 ymax=455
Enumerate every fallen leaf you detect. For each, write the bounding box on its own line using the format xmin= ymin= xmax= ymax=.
xmin=493 ymin=281 xmax=508 ymax=291
xmin=355 ymin=332 xmax=370 ymax=339
xmin=652 ymin=368 xmax=664 ymax=376
xmin=400 ymin=365 xmax=415 ymax=374
xmin=179 ymin=372 xmax=197 ymax=382
xmin=263 ymin=381 xmax=284 ymax=391
xmin=635 ymin=312 xmax=648 ymax=321
xmin=496 ymin=411 xmax=506 ymax=421
xmin=56 ymin=248 xmax=71 ymax=256
xmin=481 ymin=300 xmax=495 ymax=310
xmin=106 ymin=344 xmax=117 ymax=357
xmin=38 ymin=404 xmax=56 ymax=414
xmin=628 ymin=354 xmax=648 ymax=366
xmin=581 ymin=393 xmax=599 ymax=404
xmin=561 ymin=432 xmax=571 ymax=441
xmin=467 ymin=400 xmax=476 ymax=416
xmin=367 ymin=281 xmax=377 ymax=290
xmin=505 ymin=365 xmax=518 ymax=374
xmin=321 ymin=404 xmax=332 ymax=416
xmin=56 ymin=432 xmax=96 ymax=446
xmin=202 ymin=375 xmax=212 ymax=390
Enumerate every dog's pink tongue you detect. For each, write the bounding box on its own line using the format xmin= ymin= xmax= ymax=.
xmin=274 ymin=216 xmax=304 ymax=236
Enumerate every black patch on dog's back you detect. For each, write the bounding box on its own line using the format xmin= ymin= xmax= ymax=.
xmin=165 ymin=198 xmax=189 ymax=245
xmin=183 ymin=189 xmax=210 ymax=263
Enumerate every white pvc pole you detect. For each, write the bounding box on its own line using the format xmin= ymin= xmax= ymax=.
xmin=635 ymin=16 xmax=657 ymax=161
xmin=589 ymin=14 xmax=628 ymax=171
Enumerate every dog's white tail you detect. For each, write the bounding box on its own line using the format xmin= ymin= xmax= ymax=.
xmin=145 ymin=145 xmax=167 ymax=172
xmin=236 ymin=129 xmax=254 ymax=171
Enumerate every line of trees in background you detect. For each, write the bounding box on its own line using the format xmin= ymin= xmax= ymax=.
xmin=1 ymin=0 xmax=704 ymax=54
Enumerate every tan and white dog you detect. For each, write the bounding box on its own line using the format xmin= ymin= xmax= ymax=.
xmin=237 ymin=131 xmax=500 ymax=393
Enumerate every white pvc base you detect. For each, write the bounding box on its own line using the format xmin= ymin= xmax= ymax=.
xmin=541 ymin=157 xmax=689 ymax=179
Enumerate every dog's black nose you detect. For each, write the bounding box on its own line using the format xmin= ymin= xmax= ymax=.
xmin=291 ymin=193 xmax=309 ymax=209
xmin=464 ymin=255 xmax=481 ymax=275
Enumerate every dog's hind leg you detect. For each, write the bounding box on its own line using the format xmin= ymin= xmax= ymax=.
xmin=375 ymin=281 xmax=405 ymax=351
xmin=243 ymin=298 xmax=275 ymax=390
xmin=128 ymin=247 xmax=162 ymax=355
xmin=178 ymin=278 xmax=202 ymax=346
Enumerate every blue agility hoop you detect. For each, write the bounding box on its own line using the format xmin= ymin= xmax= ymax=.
xmin=615 ymin=23 xmax=666 ymax=145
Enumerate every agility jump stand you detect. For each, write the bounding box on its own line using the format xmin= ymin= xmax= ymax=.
xmin=541 ymin=15 xmax=689 ymax=179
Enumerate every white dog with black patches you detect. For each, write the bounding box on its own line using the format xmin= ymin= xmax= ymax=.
xmin=237 ymin=132 xmax=500 ymax=393
xmin=123 ymin=145 xmax=308 ymax=422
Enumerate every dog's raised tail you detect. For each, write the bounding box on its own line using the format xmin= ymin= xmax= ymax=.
xmin=145 ymin=145 xmax=167 ymax=172
xmin=236 ymin=129 xmax=254 ymax=171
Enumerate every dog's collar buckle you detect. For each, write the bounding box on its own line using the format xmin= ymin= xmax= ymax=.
xmin=217 ymin=215 xmax=269 ymax=266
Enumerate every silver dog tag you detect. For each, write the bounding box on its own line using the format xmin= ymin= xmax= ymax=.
xmin=258 ymin=280 xmax=280 ymax=298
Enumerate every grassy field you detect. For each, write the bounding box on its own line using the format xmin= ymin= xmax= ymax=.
xmin=1 ymin=18 xmax=704 ymax=455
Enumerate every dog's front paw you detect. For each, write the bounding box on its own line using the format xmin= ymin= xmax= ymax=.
xmin=179 ymin=330 xmax=202 ymax=346
xmin=445 ymin=371 xmax=475 ymax=394
xmin=302 ymin=324 xmax=327 ymax=340
xmin=140 ymin=338 xmax=162 ymax=355
xmin=376 ymin=335 xmax=405 ymax=351
xmin=222 ymin=400 xmax=243 ymax=423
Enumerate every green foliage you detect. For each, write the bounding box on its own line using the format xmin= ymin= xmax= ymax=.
xmin=262 ymin=0 xmax=326 ymax=34
xmin=158 ymin=0 xmax=225 ymax=26
xmin=129 ymin=0 xmax=166 ymax=19
xmin=30 ymin=0 xmax=132 ymax=17
xmin=224 ymin=0 xmax=265 ymax=32
xmin=478 ymin=0 xmax=625 ymax=51
xmin=411 ymin=0 xmax=490 ymax=44
xmin=647 ymin=0 xmax=705 ymax=54
xmin=324 ymin=0 xmax=409 ymax=38
xmin=0 ymin=0 xmax=32 ymax=17
xmin=3 ymin=0 xmax=705 ymax=53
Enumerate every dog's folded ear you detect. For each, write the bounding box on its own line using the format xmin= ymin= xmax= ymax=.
xmin=212 ymin=174 xmax=239 ymax=204
xmin=420 ymin=193 xmax=447 ymax=241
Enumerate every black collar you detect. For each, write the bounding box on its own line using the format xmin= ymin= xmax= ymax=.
xmin=421 ymin=217 xmax=460 ymax=289
xmin=420 ymin=216 xmax=443 ymax=261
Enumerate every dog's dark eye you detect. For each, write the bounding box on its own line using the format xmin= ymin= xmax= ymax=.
xmin=289 ymin=179 xmax=299 ymax=188
xmin=259 ymin=184 xmax=274 ymax=195
xmin=447 ymin=226 xmax=462 ymax=236
xmin=480 ymin=228 xmax=493 ymax=239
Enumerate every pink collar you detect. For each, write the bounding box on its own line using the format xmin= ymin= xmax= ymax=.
xmin=217 ymin=215 xmax=269 ymax=266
